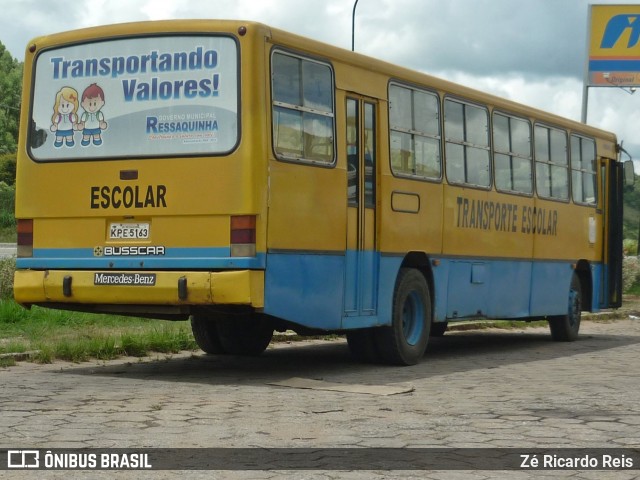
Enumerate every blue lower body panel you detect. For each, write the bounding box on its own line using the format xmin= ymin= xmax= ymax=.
xmin=264 ymin=251 xmax=601 ymax=331
xmin=264 ymin=252 xmax=346 ymax=330
xmin=431 ymin=258 xmax=577 ymax=321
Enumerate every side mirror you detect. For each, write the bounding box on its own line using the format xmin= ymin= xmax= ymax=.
xmin=624 ymin=160 xmax=635 ymax=187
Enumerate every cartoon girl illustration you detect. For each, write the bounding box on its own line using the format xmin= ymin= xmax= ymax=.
xmin=50 ymin=86 xmax=79 ymax=148
xmin=78 ymin=83 xmax=107 ymax=146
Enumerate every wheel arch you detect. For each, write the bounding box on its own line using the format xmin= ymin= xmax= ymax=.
xmin=574 ymin=259 xmax=593 ymax=312
xmin=400 ymin=251 xmax=435 ymax=314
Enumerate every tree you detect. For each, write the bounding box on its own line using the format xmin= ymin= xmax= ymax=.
xmin=0 ymin=41 xmax=22 ymax=154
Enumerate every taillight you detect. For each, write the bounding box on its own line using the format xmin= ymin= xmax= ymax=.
xmin=230 ymin=215 xmax=256 ymax=257
xmin=17 ymin=219 xmax=33 ymax=258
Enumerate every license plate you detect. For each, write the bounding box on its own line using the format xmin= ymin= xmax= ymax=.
xmin=109 ymin=222 xmax=150 ymax=240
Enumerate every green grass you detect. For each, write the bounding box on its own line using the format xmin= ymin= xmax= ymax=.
xmin=626 ymin=282 xmax=640 ymax=296
xmin=0 ymin=300 xmax=198 ymax=364
xmin=0 ymin=225 xmax=15 ymax=243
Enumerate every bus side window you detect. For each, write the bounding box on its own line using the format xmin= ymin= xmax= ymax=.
xmin=271 ymin=51 xmax=335 ymax=165
xmin=444 ymin=98 xmax=490 ymax=188
xmin=571 ymin=135 xmax=597 ymax=205
xmin=534 ymin=124 xmax=568 ymax=201
xmin=389 ymin=83 xmax=441 ymax=180
xmin=347 ymin=98 xmax=358 ymax=205
xmin=493 ymin=112 xmax=532 ymax=195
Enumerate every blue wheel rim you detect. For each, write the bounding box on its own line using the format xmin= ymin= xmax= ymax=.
xmin=568 ymin=287 xmax=580 ymax=327
xmin=402 ymin=291 xmax=424 ymax=346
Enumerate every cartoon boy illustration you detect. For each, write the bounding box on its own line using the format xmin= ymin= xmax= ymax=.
xmin=78 ymin=83 xmax=107 ymax=146
xmin=50 ymin=86 xmax=79 ymax=148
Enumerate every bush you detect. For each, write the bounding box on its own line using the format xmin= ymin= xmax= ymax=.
xmin=0 ymin=182 xmax=14 ymax=222
xmin=0 ymin=153 xmax=16 ymax=185
xmin=623 ymin=255 xmax=640 ymax=293
xmin=623 ymin=239 xmax=638 ymax=256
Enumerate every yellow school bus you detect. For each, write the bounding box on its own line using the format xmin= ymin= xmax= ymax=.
xmin=14 ymin=20 xmax=633 ymax=365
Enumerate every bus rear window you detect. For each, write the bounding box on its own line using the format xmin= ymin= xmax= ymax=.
xmin=29 ymin=35 xmax=239 ymax=161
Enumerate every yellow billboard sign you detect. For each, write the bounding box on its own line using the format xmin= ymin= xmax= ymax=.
xmin=588 ymin=4 xmax=640 ymax=86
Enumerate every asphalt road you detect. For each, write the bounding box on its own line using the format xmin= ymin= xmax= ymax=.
xmin=0 ymin=243 xmax=16 ymax=258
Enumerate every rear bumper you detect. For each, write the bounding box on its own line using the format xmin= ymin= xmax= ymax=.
xmin=14 ymin=269 xmax=264 ymax=307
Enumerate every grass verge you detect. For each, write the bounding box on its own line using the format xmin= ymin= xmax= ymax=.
xmin=0 ymin=226 xmax=15 ymax=243
xmin=0 ymin=300 xmax=198 ymax=365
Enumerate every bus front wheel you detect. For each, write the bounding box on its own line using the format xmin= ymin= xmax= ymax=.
xmin=376 ymin=268 xmax=431 ymax=365
xmin=548 ymin=273 xmax=581 ymax=342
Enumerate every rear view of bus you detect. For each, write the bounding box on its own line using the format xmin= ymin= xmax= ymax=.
xmin=14 ymin=21 xmax=274 ymax=355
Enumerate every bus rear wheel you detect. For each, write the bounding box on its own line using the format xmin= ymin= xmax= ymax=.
xmin=346 ymin=328 xmax=378 ymax=362
xmin=216 ymin=313 xmax=274 ymax=356
xmin=548 ymin=273 xmax=581 ymax=342
xmin=190 ymin=314 xmax=225 ymax=354
xmin=376 ymin=268 xmax=431 ymax=366
xmin=191 ymin=312 xmax=274 ymax=356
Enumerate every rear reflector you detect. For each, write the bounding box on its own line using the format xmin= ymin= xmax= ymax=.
xmin=17 ymin=219 xmax=33 ymax=258
xmin=230 ymin=215 xmax=256 ymax=257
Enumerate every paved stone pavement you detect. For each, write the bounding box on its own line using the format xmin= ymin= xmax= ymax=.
xmin=1 ymin=317 xmax=639 ymax=479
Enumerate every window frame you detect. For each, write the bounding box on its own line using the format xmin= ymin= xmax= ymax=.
xmin=270 ymin=48 xmax=336 ymax=167
xmin=388 ymin=81 xmax=443 ymax=182
xmin=444 ymin=96 xmax=492 ymax=190
xmin=492 ymin=110 xmax=533 ymax=197
xmin=570 ymin=133 xmax=598 ymax=207
xmin=533 ymin=122 xmax=570 ymax=203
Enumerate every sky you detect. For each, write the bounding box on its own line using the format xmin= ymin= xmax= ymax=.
xmin=2 ymin=0 xmax=640 ymax=160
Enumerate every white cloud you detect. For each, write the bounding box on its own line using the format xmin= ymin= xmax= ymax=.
xmin=140 ymin=0 xmax=181 ymax=21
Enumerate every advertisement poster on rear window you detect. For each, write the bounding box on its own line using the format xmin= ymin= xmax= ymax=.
xmin=30 ymin=35 xmax=238 ymax=161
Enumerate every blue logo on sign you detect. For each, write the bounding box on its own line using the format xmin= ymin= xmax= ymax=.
xmin=601 ymin=14 xmax=640 ymax=48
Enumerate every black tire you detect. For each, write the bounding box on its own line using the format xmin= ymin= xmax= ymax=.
xmin=346 ymin=328 xmax=378 ymax=363
xmin=190 ymin=314 xmax=225 ymax=354
xmin=430 ymin=321 xmax=448 ymax=337
xmin=548 ymin=273 xmax=581 ymax=342
xmin=217 ymin=313 xmax=274 ymax=356
xmin=375 ymin=268 xmax=431 ymax=365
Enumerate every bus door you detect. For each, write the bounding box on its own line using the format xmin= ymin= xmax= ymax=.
xmin=601 ymin=158 xmax=624 ymax=308
xmin=344 ymin=97 xmax=378 ymax=321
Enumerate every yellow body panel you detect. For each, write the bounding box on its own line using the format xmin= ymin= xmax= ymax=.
xmin=379 ymin=176 xmax=444 ymax=255
xmin=266 ymin=159 xmax=347 ymax=252
xmin=441 ymin=186 xmax=602 ymax=261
